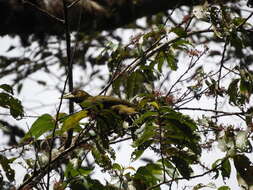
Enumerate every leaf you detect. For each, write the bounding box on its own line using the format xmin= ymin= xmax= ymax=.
xmin=0 ymin=155 xmax=15 ymax=182
xmin=193 ymin=183 xmax=216 ymax=190
xmin=232 ymin=17 xmax=246 ymax=26
xmin=240 ymin=78 xmax=251 ymax=101
xmin=171 ymin=27 xmax=187 ymax=37
xmin=131 ymin=149 xmax=145 ymax=162
xmin=155 ymin=51 xmax=165 ymax=72
xmin=227 ymin=79 xmax=239 ymax=105
xmin=218 ymin=186 xmax=231 ymax=190
xmin=234 ymin=154 xmax=253 ymax=186
xmin=166 ymin=52 xmax=177 ymax=70
xmin=161 ymin=159 xmax=179 ymax=179
xmin=235 ymin=131 xmax=250 ymax=151
xmin=0 ymin=84 xmax=13 ymax=94
xmin=133 ymin=111 xmax=158 ymax=125
xmin=126 ymin=71 xmax=144 ymax=99
xmin=9 ymin=97 xmax=24 ymax=119
xmin=65 ymin=162 xmax=93 ymax=178
xmin=134 ymin=163 xmax=163 ymax=188
xmin=171 ymin=156 xmax=192 ymax=179
xmin=221 ymin=158 xmax=231 ymax=180
xmin=149 ymin=101 xmax=159 ymax=109
xmin=62 ymin=110 xmax=88 ymax=132
xmin=132 ymin=124 xmax=156 ymax=147
xmin=172 ymin=39 xmax=192 ymax=49
xmin=112 ymin=163 xmax=122 ymax=171
xmin=112 ymin=76 xmax=122 ymax=97
xmin=23 ymin=114 xmax=55 ymax=140
xmin=0 ymin=92 xmax=24 ymax=119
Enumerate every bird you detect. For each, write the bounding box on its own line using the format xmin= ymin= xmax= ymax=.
xmin=62 ymin=89 xmax=137 ymax=115
xmin=63 ymin=89 xmax=138 ymax=143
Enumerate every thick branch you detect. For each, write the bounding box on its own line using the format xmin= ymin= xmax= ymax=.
xmin=0 ymin=0 xmax=234 ymax=36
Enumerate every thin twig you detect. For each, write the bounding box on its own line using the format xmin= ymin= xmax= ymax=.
xmin=46 ymin=69 xmax=69 ymax=190
xmin=0 ymin=113 xmax=39 ymax=118
xmin=68 ymin=0 xmax=81 ymax=9
xmin=214 ymin=39 xmax=228 ymax=121
xmin=176 ymin=107 xmax=243 ymax=116
xmin=18 ymin=136 xmax=93 ymax=190
xmin=166 ymin=50 xmax=206 ymax=97
xmin=22 ymin=0 xmax=64 ymax=24
xmin=63 ymin=0 xmax=75 ymax=150
xmin=100 ymin=29 xmax=212 ymax=95
xmin=146 ymin=161 xmax=224 ymax=190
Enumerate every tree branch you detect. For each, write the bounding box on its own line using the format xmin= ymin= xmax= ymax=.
xmin=0 ymin=0 xmax=235 ymax=36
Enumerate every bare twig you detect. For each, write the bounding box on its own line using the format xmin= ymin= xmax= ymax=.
xmin=68 ymin=0 xmax=81 ymax=9
xmin=176 ymin=107 xmax=243 ymax=116
xmin=146 ymin=161 xmax=224 ymax=190
xmin=214 ymin=39 xmax=228 ymax=121
xmin=46 ymin=0 xmax=75 ymax=188
xmin=22 ymin=0 xmax=64 ymax=24
xmin=18 ymin=136 xmax=93 ymax=190
xmin=46 ymin=65 xmax=70 ymax=190
xmin=100 ymin=29 xmax=212 ymax=95
xmin=62 ymin=0 xmax=75 ymax=150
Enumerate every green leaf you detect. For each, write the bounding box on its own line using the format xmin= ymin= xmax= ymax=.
xmin=65 ymin=162 xmax=93 ymax=178
xmin=171 ymin=156 xmax=192 ymax=179
xmin=132 ymin=124 xmax=156 ymax=147
xmin=221 ymin=158 xmax=231 ymax=179
xmin=0 ymin=84 xmax=13 ymax=94
xmin=133 ymin=111 xmax=158 ymax=125
xmin=155 ymin=51 xmax=165 ymax=73
xmin=131 ymin=149 xmax=145 ymax=161
xmin=0 ymin=155 xmax=15 ymax=182
xmin=0 ymin=92 xmax=24 ymax=119
xmin=233 ymin=154 xmax=253 ymax=186
xmin=134 ymin=163 xmax=163 ymax=189
xmin=132 ymin=140 xmax=153 ymax=161
xmin=9 ymin=97 xmax=24 ymax=119
xmin=62 ymin=110 xmax=88 ymax=132
xmin=112 ymin=76 xmax=122 ymax=97
xmin=227 ymin=79 xmax=239 ymax=105
xmin=193 ymin=183 xmax=216 ymax=190
xmin=23 ymin=114 xmax=55 ymax=140
xmin=172 ymin=39 xmax=192 ymax=49
xmin=149 ymin=101 xmax=159 ymax=109
xmin=165 ymin=52 xmax=177 ymax=70
xmin=218 ymin=186 xmax=231 ymax=190
xmin=232 ymin=17 xmax=246 ymax=26
xmin=171 ymin=27 xmax=187 ymax=37
xmin=160 ymin=159 xmax=179 ymax=179
xmin=112 ymin=163 xmax=122 ymax=171
xmin=126 ymin=71 xmax=144 ymax=99
xmin=240 ymin=78 xmax=251 ymax=101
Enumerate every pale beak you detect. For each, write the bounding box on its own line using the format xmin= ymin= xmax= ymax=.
xmin=62 ymin=92 xmax=75 ymax=99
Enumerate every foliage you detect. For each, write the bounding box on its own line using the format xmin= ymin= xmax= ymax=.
xmin=0 ymin=1 xmax=253 ymax=190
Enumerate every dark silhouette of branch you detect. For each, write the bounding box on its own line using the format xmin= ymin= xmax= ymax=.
xmin=147 ymin=161 xmax=223 ymax=190
xmin=0 ymin=0 xmax=236 ymax=35
xmin=18 ymin=136 xmax=93 ymax=190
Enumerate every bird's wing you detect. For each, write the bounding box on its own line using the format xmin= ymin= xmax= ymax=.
xmin=88 ymin=96 xmax=133 ymax=107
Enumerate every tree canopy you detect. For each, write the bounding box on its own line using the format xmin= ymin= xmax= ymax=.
xmin=0 ymin=0 xmax=253 ymax=189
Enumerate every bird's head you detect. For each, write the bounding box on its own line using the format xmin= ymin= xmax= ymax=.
xmin=62 ymin=89 xmax=91 ymax=103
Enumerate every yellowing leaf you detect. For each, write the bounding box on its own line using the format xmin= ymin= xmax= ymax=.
xmin=149 ymin=101 xmax=159 ymax=109
xmin=62 ymin=110 xmax=88 ymax=132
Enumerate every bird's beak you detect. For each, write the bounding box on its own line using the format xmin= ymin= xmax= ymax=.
xmin=62 ymin=92 xmax=75 ymax=99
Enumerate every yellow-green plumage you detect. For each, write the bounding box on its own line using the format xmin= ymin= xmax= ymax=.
xmin=63 ymin=89 xmax=136 ymax=115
